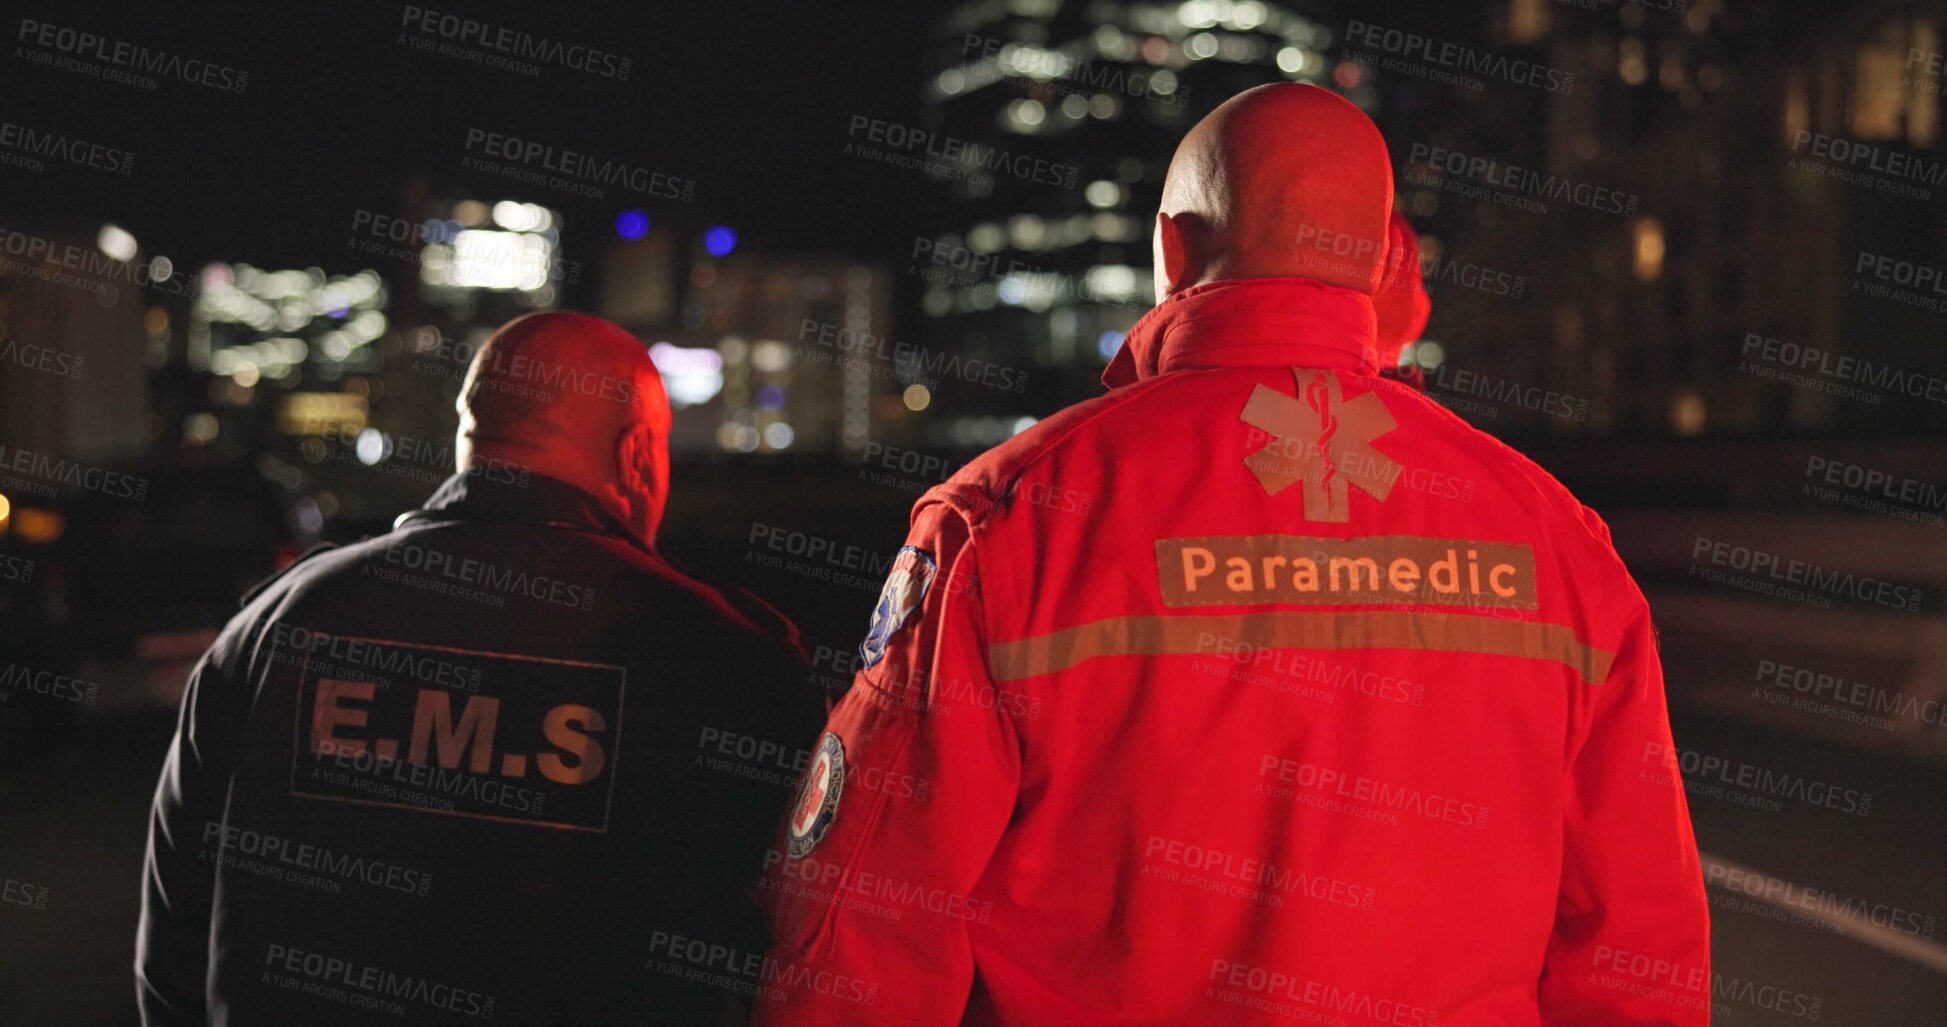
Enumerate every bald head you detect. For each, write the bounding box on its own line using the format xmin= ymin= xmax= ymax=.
xmin=1154 ymin=84 xmax=1394 ymax=297
xmin=456 ymin=311 xmax=672 ymax=546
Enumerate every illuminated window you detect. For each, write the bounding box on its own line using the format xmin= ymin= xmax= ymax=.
xmin=1909 ymin=19 xmax=1940 ymax=147
xmin=1782 ymin=70 xmax=1809 ymax=147
xmin=1508 ymin=0 xmax=1549 ymax=44
xmin=1850 ymin=25 xmax=1910 ymax=139
xmin=1618 ymin=38 xmax=1649 ymax=86
xmin=1633 ymin=219 xmax=1665 ymax=282
xmin=1669 ymin=390 xmax=1705 ymax=436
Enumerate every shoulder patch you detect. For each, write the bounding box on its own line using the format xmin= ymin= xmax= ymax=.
xmin=787 ymin=731 xmax=846 ymax=857
xmin=858 ymin=546 xmax=937 ymax=670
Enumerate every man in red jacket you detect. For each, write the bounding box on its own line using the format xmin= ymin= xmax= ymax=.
xmin=755 ymin=83 xmax=1708 ymax=1026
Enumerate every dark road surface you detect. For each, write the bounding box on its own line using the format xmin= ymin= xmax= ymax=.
xmin=4 ymin=705 xmax=1943 ymax=1025
xmin=4 ymin=481 xmax=1944 ymax=1024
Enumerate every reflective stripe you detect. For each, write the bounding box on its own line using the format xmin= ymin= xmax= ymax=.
xmin=986 ymin=610 xmax=1615 ymax=685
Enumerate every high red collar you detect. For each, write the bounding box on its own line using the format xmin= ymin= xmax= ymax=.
xmin=1102 ymin=276 xmax=1379 ymax=389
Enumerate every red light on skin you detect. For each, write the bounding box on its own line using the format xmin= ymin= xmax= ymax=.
xmin=1334 ymin=61 xmax=1364 ymax=89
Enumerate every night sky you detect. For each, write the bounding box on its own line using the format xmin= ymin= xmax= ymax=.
xmin=0 ymin=0 xmax=947 ymax=273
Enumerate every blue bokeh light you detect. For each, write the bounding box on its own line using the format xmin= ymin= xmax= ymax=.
xmin=703 ymin=225 xmax=738 ymax=257
xmin=615 ymin=210 xmax=650 ymax=240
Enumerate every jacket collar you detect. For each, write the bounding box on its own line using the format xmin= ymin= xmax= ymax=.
xmin=409 ymin=469 xmax=638 ymax=545
xmin=1102 ymin=276 xmax=1379 ymax=389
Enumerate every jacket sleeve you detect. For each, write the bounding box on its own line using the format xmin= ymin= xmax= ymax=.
xmin=752 ymin=499 xmax=1020 ymax=1026
xmin=1539 ymin=598 xmax=1711 ymax=1024
xmin=136 ymin=648 xmax=229 ymax=1025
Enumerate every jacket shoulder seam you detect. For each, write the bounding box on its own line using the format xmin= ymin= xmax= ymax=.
xmin=931 ymin=374 xmax=1184 ymax=527
xmin=1400 ymin=388 xmax=1621 ymax=553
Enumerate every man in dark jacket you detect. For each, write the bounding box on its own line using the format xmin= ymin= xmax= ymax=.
xmin=137 ymin=311 xmax=822 ymax=1025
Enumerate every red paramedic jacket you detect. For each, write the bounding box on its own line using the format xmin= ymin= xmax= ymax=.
xmin=755 ymin=276 xmax=1709 ymax=1026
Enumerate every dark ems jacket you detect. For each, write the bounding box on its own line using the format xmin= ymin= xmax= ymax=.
xmin=137 ymin=471 xmax=822 ymax=1026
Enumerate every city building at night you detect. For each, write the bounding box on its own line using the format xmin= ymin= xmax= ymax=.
xmin=1395 ymin=0 xmax=1946 ymax=437
xmin=603 ymin=224 xmax=903 ymax=459
xmin=0 ymin=223 xmax=152 ymax=466
xmin=914 ymin=0 xmax=1353 ymax=446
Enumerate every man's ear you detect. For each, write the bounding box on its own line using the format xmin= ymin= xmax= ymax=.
xmin=1155 ymin=211 xmax=1189 ymax=297
xmin=616 ymin=427 xmax=647 ymax=497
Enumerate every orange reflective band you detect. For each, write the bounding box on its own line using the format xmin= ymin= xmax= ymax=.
xmin=986 ymin=610 xmax=1615 ymax=685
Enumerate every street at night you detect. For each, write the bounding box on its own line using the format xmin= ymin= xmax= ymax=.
xmin=2 ymin=2 xmax=1944 ymax=1025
